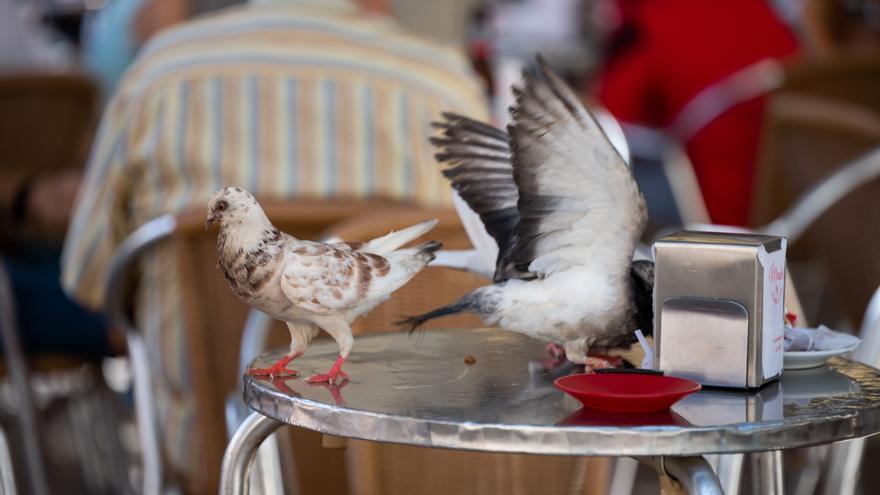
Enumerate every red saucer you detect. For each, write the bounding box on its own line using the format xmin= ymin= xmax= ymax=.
xmin=554 ymin=373 xmax=701 ymax=414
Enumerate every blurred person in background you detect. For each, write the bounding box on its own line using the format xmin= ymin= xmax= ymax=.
xmin=61 ymin=0 xmax=487 ymax=484
xmin=0 ymin=0 xmax=75 ymax=70
xmin=0 ymin=166 xmax=111 ymax=358
xmin=82 ymin=0 xmax=191 ymax=97
xmin=0 ymin=0 xmax=110 ymax=358
xmin=595 ymin=0 xmax=799 ymax=226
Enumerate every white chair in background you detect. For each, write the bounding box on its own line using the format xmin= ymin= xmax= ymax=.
xmin=106 ymin=215 xmax=288 ymax=495
xmin=819 ymin=285 xmax=880 ymax=495
xmin=0 ymin=262 xmax=48 ymax=495
xmin=105 ymin=216 xmax=177 ymax=495
xmin=0 ymin=426 xmax=17 ymax=495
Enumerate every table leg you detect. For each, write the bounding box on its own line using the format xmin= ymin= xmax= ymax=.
xmin=219 ymin=412 xmax=284 ymax=495
xmin=750 ymin=450 xmax=784 ymax=495
xmin=635 ymin=456 xmax=723 ymax=495
xmin=714 ymin=453 xmax=744 ymax=495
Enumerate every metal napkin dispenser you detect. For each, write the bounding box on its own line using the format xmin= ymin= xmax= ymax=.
xmin=653 ymin=231 xmax=787 ymax=388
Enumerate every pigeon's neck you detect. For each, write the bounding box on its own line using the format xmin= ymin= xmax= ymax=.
xmin=220 ymin=211 xmax=280 ymax=252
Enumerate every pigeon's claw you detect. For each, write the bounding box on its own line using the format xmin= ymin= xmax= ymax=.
xmin=543 ymin=342 xmax=567 ymax=369
xmin=246 ymin=353 xmax=302 ymax=378
xmin=307 ymin=355 xmax=348 ymax=385
xmin=582 ymin=354 xmax=624 ymax=373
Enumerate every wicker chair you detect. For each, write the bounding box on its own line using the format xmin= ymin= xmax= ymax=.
xmin=0 ymin=72 xmax=98 ymax=495
xmin=751 ymin=92 xmax=880 ymax=328
xmin=322 ymin=208 xmax=612 ymax=495
xmin=0 ymin=73 xmax=97 ymax=175
xmin=779 ymin=53 xmax=880 ymax=116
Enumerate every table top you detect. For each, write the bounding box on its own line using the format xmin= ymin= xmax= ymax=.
xmin=243 ymin=328 xmax=880 ymax=456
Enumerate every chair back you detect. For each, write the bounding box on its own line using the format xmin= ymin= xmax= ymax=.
xmin=751 ymin=91 xmax=880 ymax=327
xmin=347 ymin=443 xmax=610 ymax=495
xmin=0 ymin=426 xmax=17 ymax=495
xmin=855 ymin=286 xmax=880 ymax=366
xmin=781 ymin=53 xmax=880 ymax=115
xmin=0 ymin=73 xmax=98 ymax=173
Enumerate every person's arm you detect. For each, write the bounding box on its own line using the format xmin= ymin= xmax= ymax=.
xmin=60 ymin=94 xmax=137 ymax=311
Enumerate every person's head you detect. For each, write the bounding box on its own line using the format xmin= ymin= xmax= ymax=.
xmin=353 ymin=0 xmax=389 ymax=15
xmin=134 ymin=0 xmax=192 ymax=46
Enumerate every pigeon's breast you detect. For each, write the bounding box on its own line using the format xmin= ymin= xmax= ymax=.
xmin=218 ymin=244 xmax=280 ymax=300
xmin=496 ymin=270 xmax=635 ymax=344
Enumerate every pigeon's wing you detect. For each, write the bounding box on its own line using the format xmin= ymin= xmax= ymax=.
xmin=507 ymin=56 xmax=648 ymax=277
xmin=280 ymin=243 xmax=389 ymax=315
xmin=431 ymin=113 xmax=529 ymax=281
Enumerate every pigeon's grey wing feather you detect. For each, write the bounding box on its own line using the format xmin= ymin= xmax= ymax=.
xmin=280 ymin=243 xmax=388 ymax=314
xmin=630 ymin=259 xmax=655 ymax=335
xmin=431 ymin=112 xmax=530 ymax=281
xmin=507 ymin=56 xmax=648 ymax=277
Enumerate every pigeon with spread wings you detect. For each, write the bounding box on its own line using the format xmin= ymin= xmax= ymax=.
xmin=207 ymin=187 xmax=440 ymax=383
xmin=400 ymin=57 xmax=654 ymax=367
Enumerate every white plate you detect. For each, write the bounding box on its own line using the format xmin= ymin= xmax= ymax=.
xmin=784 ymin=345 xmax=858 ymax=370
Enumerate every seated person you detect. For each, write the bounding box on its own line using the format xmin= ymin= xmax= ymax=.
xmin=596 ymin=0 xmax=799 ymax=226
xmin=0 ymin=5 xmax=109 ymax=358
xmin=61 ymin=0 xmax=488 ymax=482
xmin=0 ymin=171 xmax=110 ymax=359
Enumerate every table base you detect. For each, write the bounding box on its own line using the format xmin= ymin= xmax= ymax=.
xmin=219 ymin=412 xmax=788 ymax=495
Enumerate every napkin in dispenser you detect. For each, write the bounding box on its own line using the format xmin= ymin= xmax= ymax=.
xmin=653 ymin=231 xmax=787 ymax=388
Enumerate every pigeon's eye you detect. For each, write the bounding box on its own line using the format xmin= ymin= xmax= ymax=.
xmin=216 ymin=201 xmax=228 ymax=211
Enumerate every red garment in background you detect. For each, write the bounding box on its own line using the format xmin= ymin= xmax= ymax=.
xmin=597 ymin=0 xmax=799 ymax=226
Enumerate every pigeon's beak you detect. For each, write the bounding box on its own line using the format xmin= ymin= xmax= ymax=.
xmin=205 ymin=212 xmax=218 ymax=231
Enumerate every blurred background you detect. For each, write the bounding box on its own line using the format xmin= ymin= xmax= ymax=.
xmin=0 ymin=0 xmax=878 ymax=493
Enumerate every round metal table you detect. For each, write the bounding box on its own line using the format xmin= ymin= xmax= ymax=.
xmin=221 ymin=328 xmax=880 ymax=494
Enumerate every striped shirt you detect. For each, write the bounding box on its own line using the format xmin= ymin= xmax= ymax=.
xmin=61 ymin=0 xmax=487 ymax=475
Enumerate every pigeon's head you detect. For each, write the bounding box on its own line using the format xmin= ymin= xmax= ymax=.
xmin=205 ymin=186 xmax=262 ymax=230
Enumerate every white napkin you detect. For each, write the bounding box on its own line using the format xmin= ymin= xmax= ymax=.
xmin=784 ymin=325 xmax=861 ymax=352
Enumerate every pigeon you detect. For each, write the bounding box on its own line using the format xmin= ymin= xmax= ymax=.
xmin=206 ymin=187 xmax=441 ymax=383
xmin=399 ymin=56 xmax=654 ymax=368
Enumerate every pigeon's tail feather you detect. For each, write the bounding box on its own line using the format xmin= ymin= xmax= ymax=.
xmin=397 ymin=295 xmax=476 ymax=334
xmin=364 ymin=219 xmax=439 ymax=255
xmin=415 ymin=240 xmax=442 ymax=263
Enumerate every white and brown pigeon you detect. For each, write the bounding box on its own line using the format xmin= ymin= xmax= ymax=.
xmin=206 ymin=187 xmax=440 ymax=383
xmin=399 ymin=56 xmax=654 ymax=369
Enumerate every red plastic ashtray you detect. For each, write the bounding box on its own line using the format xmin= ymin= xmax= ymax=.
xmin=554 ymin=372 xmax=701 ymax=414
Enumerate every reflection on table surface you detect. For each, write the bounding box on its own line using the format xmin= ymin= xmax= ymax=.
xmin=245 ymin=328 xmax=879 ymax=430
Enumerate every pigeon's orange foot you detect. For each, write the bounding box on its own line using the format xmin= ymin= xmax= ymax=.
xmin=586 ymin=352 xmax=624 ymax=368
xmin=583 ymin=354 xmax=623 ymax=372
xmin=246 ymin=353 xmax=302 ymax=378
xmin=307 ymin=355 xmax=348 ymax=384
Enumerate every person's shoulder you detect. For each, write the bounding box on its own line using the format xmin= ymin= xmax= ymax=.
xmin=113 ymin=4 xmax=253 ymax=98
xmin=362 ymin=16 xmax=474 ymax=76
xmin=137 ymin=3 xmax=251 ymax=60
